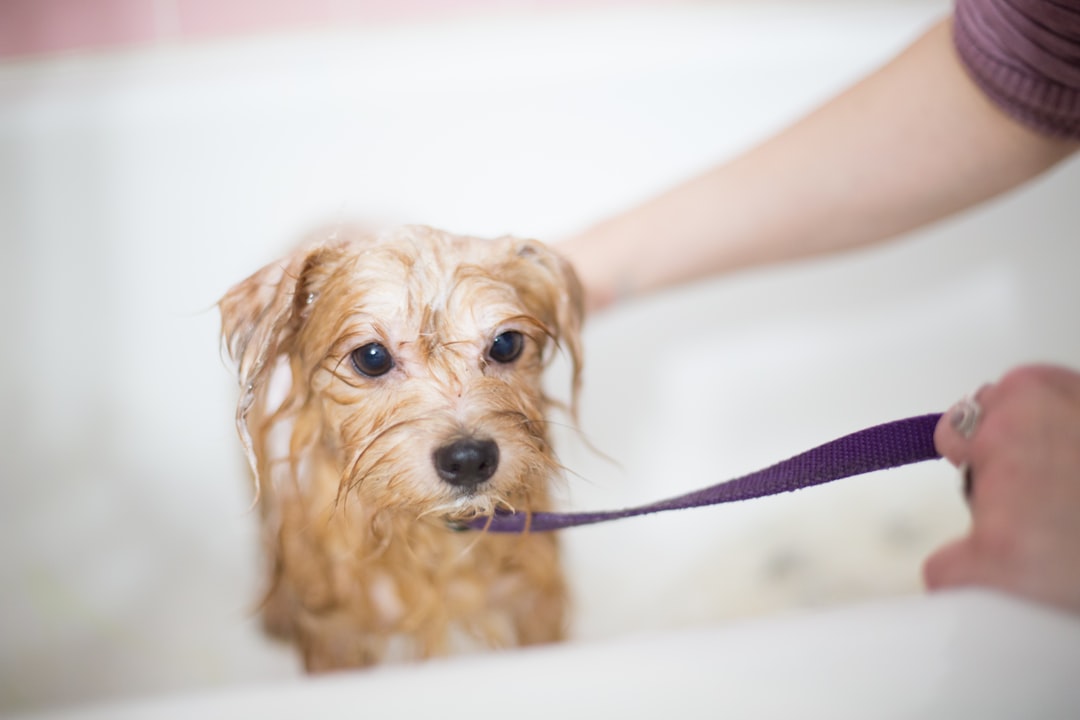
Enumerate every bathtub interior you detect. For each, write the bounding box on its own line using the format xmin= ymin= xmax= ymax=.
xmin=2 ymin=0 xmax=1079 ymax=713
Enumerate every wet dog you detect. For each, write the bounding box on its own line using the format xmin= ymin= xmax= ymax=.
xmin=219 ymin=225 xmax=582 ymax=670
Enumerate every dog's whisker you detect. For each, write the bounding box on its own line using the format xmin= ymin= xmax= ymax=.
xmin=334 ymin=445 xmax=366 ymax=511
xmin=496 ymin=409 xmax=613 ymax=468
xmin=338 ymin=415 xmax=431 ymax=501
xmin=552 ymin=461 xmax=599 ymax=488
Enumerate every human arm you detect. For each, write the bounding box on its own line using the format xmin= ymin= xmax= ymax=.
xmin=928 ymin=365 xmax=1080 ymax=615
xmin=559 ymin=17 xmax=1079 ymax=313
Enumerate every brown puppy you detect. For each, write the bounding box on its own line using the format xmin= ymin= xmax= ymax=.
xmin=219 ymin=225 xmax=583 ymax=671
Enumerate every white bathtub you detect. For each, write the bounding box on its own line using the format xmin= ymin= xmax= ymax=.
xmin=2 ymin=1 xmax=1079 ymax=716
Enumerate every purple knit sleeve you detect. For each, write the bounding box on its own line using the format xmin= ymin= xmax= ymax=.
xmin=953 ymin=0 xmax=1080 ymax=139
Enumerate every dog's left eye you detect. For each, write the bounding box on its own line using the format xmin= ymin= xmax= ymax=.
xmin=351 ymin=342 xmax=394 ymax=377
xmin=488 ymin=331 xmax=524 ymax=364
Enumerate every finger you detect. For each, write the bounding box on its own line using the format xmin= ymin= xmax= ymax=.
xmin=934 ymin=412 xmax=967 ymax=467
xmin=935 ymin=384 xmax=994 ymax=466
xmin=923 ymin=536 xmax=980 ymax=591
xmin=999 ymin=364 xmax=1080 ymax=404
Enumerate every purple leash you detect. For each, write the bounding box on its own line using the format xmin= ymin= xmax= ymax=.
xmin=466 ymin=413 xmax=943 ymax=533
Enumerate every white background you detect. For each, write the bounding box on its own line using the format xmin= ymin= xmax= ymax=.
xmin=2 ymin=0 xmax=1079 ymax=714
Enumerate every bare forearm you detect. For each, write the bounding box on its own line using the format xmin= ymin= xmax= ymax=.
xmin=561 ymin=18 xmax=1077 ymax=312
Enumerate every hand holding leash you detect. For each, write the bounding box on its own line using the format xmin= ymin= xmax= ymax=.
xmin=927 ymin=365 xmax=1080 ymax=616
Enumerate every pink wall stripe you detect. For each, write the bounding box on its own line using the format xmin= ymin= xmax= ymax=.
xmin=0 ymin=0 xmax=633 ymax=59
xmin=1 ymin=0 xmax=167 ymax=58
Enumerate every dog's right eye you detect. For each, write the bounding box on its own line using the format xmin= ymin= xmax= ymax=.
xmin=350 ymin=342 xmax=394 ymax=377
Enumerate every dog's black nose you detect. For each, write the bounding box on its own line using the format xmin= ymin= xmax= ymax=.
xmin=433 ymin=438 xmax=499 ymax=488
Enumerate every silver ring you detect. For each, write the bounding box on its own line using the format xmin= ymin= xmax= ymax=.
xmin=949 ymin=395 xmax=982 ymax=440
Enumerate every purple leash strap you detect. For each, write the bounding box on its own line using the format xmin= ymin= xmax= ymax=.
xmin=466 ymin=413 xmax=943 ymax=533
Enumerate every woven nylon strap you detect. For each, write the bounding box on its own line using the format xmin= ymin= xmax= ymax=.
xmin=466 ymin=413 xmax=943 ymax=533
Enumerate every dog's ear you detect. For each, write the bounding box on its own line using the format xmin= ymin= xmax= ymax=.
xmin=219 ymin=242 xmax=342 ymax=481
xmin=505 ymin=239 xmax=585 ymax=413
xmin=219 ymin=244 xmax=333 ymax=390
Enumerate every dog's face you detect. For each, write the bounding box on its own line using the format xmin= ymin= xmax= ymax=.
xmin=220 ymin=226 xmax=583 ymax=523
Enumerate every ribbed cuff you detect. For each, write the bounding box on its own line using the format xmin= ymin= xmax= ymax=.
xmin=953 ymin=0 xmax=1080 ymax=140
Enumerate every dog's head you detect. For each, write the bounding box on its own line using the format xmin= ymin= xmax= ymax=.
xmin=220 ymin=225 xmax=583 ymax=522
